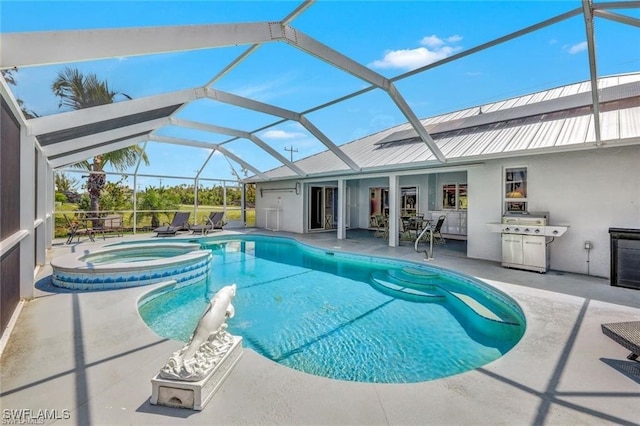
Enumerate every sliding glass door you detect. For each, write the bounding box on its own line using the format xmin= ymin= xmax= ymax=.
xmin=308 ymin=186 xmax=338 ymax=231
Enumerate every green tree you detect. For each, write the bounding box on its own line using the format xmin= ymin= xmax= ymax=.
xmin=52 ymin=67 xmax=149 ymax=214
xmin=99 ymin=179 xmax=133 ymax=212
xmin=54 ymin=172 xmax=81 ymax=203
xmin=245 ymin=183 xmax=256 ymax=208
xmin=135 ymin=187 xmax=179 ymax=228
xmin=55 ymin=172 xmax=80 ymax=192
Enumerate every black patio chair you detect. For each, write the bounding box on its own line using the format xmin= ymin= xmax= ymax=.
xmin=429 ymin=215 xmax=447 ymax=244
xmin=154 ymin=212 xmax=191 ymax=237
xmin=191 ymin=211 xmax=224 ymax=235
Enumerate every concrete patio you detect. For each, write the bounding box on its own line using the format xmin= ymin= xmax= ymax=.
xmin=1 ymin=230 xmax=639 ymax=425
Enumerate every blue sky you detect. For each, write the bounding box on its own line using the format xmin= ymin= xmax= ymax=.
xmin=2 ymin=0 xmax=639 ymax=188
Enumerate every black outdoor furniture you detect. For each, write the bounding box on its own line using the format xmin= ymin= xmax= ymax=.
xmin=601 ymin=321 xmax=640 ymax=361
xmin=154 ymin=212 xmax=191 ymax=237
xmin=190 ymin=211 xmax=225 ymax=235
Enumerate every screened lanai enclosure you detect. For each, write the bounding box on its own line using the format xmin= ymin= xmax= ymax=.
xmin=1 ymin=0 xmax=640 ymax=334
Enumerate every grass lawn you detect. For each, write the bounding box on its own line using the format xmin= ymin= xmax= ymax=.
xmin=53 ymin=204 xmax=256 ymax=238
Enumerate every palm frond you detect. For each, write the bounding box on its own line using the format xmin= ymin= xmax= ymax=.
xmin=52 ymin=67 xmax=147 ymax=173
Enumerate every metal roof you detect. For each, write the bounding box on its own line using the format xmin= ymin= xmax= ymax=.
xmin=257 ymin=73 xmax=640 ymax=180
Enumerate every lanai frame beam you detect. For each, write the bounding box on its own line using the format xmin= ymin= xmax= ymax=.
xmin=582 ymin=0 xmax=603 ymax=146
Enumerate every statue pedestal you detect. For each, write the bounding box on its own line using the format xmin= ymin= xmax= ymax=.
xmin=150 ymin=336 xmax=243 ymax=411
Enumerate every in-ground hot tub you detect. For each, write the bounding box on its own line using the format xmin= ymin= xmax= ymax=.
xmin=51 ymin=242 xmax=212 ymax=290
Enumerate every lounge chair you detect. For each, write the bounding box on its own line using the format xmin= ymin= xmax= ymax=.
xmin=154 ymin=212 xmax=191 ymax=237
xmin=191 ymin=211 xmax=224 ymax=235
xmin=601 ymin=321 xmax=640 ymax=361
xmin=64 ymin=214 xmax=95 ymax=244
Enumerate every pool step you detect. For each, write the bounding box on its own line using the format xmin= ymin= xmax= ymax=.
xmin=387 ymin=267 xmax=441 ymax=286
xmin=448 ymin=291 xmax=502 ymax=322
xmin=400 ymin=267 xmax=440 ymax=278
xmin=370 ymin=271 xmax=445 ymax=303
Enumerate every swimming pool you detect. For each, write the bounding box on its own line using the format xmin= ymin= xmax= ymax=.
xmin=138 ymin=235 xmax=526 ymax=383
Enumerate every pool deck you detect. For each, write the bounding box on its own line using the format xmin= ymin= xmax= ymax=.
xmin=1 ymin=229 xmax=639 ymax=425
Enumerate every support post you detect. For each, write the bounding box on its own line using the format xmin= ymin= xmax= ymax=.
xmin=388 ymin=175 xmax=399 ymax=248
xmin=337 ymin=179 xmax=347 ymax=240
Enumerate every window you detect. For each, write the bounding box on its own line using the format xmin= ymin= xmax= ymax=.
xmin=442 ymin=183 xmax=467 ymax=210
xmin=458 ymin=184 xmax=467 ymax=209
xmin=504 ymin=167 xmax=527 ymax=212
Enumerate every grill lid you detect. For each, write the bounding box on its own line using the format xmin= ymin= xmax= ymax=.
xmin=502 ymin=211 xmax=548 ymax=225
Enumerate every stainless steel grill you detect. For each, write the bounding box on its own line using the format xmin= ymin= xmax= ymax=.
xmin=487 ymin=212 xmax=569 ymax=273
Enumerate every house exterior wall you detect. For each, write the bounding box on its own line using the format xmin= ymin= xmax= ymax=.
xmin=430 ymin=171 xmax=466 ymax=211
xmin=468 ymin=145 xmax=640 ymax=278
xmin=255 ymin=181 xmax=305 ymax=233
xmin=256 ymin=144 xmax=638 ymax=279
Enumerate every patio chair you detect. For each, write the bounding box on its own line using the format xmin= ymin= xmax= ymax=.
xmin=154 ymin=212 xmax=191 ymax=237
xmin=400 ymin=217 xmax=413 ymax=240
xmin=601 ymin=321 xmax=640 ymax=361
xmin=64 ymin=214 xmax=95 ymax=244
xmin=422 ymin=215 xmax=446 ymax=244
xmin=374 ymin=215 xmax=388 ymax=239
xmin=191 ymin=211 xmax=224 ymax=235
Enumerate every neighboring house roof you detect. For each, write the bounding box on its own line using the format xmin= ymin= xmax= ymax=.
xmin=254 ymin=72 xmax=640 ymax=182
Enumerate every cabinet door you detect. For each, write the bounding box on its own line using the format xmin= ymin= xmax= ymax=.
xmin=502 ymin=234 xmax=523 ymax=265
xmin=447 ymin=212 xmax=460 ymax=234
xmin=523 ymin=235 xmax=546 ymax=268
xmin=459 ymin=212 xmax=467 ymax=235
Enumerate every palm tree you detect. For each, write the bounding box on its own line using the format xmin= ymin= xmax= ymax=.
xmin=52 ymin=67 xmax=149 ymax=213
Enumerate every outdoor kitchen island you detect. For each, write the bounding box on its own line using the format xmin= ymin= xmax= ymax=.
xmin=487 ymin=212 xmax=569 ymax=273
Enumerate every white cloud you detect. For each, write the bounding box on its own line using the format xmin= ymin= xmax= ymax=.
xmin=445 ymin=35 xmax=462 ymax=44
xmin=568 ymin=41 xmax=588 ymax=54
xmin=261 ymin=129 xmax=305 ymax=139
xmin=370 ymin=46 xmax=459 ymax=71
xmin=370 ymin=35 xmax=463 ymax=71
xmin=420 ymin=35 xmax=445 ymax=48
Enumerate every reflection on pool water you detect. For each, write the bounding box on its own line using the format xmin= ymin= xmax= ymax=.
xmin=138 ymin=235 xmax=526 ymax=383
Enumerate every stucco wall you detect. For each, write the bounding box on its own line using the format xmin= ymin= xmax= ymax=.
xmin=468 ymin=145 xmax=640 ymax=278
xmin=255 ymin=181 xmax=305 ymax=233
xmin=257 ymin=145 xmax=639 ymax=278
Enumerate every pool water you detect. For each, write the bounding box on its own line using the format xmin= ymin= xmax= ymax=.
xmin=79 ymin=247 xmax=198 ymax=265
xmin=139 ymin=235 xmax=525 ymax=383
